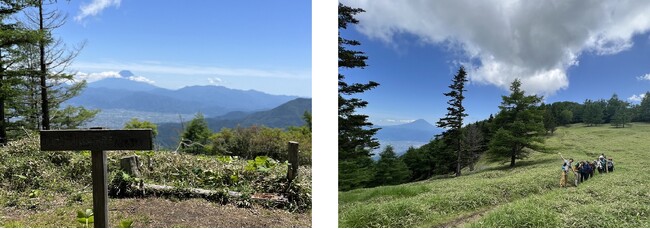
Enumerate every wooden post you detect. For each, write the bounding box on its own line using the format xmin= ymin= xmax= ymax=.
xmin=91 ymin=150 xmax=108 ymax=228
xmin=40 ymin=128 xmax=152 ymax=228
xmin=286 ymin=141 xmax=299 ymax=182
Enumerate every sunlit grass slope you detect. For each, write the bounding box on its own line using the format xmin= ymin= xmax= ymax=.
xmin=339 ymin=123 xmax=650 ymax=228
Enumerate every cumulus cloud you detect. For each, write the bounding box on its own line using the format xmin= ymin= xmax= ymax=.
xmin=75 ymin=70 xmax=155 ymax=84
xmin=75 ymin=0 xmax=121 ymax=22
xmin=127 ymin=76 xmax=155 ymax=84
xmin=628 ymin=93 xmax=646 ymax=102
xmin=75 ymin=71 xmax=121 ymax=82
xmin=343 ymin=0 xmax=650 ymax=95
xmin=637 ymin=73 xmax=650 ymax=81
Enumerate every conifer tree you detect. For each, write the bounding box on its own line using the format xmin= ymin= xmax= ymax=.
xmin=582 ymin=99 xmax=605 ymax=126
xmin=639 ymin=91 xmax=650 ymax=122
xmin=20 ymin=0 xmax=94 ymax=130
xmin=488 ymin=79 xmax=545 ymax=168
xmin=338 ymin=3 xmax=380 ymax=190
xmin=437 ymin=66 xmax=468 ymax=176
xmin=373 ymin=145 xmax=410 ymax=186
xmin=0 ymin=0 xmax=39 ymax=144
xmin=181 ymin=113 xmax=212 ymax=154
xmin=611 ymin=103 xmax=631 ymax=128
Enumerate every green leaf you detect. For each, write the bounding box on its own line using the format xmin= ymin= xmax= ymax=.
xmin=14 ymin=174 xmax=27 ymax=180
xmin=77 ymin=218 xmax=87 ymax=224
xmin=87 ymin=215 xmax=94 ymax=223
xmin=85 ymin=208 xmax=93 ymax=217
xmin=76 ymin=210 xmax=86 ymax=219
xmin=118 ymin=219 xmax=133 ymax=228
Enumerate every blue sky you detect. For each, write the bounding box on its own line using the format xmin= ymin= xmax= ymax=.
xmin=42 ymin=0 xmax=311 ymax=97
xmin=340 ymin=0 xmax=650 ymax=126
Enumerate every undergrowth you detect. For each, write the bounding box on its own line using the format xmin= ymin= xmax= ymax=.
xmin=339 ymin=123 xmax=650 ymax=227
xmin=0 ymin=135 xmax=311 ymax=227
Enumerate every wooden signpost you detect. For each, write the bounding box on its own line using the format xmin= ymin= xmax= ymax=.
xmin=40 ymin=128 xmax=153 ymax=228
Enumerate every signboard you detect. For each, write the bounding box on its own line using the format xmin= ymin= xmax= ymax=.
xmin=40 ymin=128 xmax=153 ymax=228
xmin=40 ymin=129 xmax=153 ymax=151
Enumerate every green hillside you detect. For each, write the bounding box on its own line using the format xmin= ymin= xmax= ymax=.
xmin=339 ymin=123 xmax=650 ymax=227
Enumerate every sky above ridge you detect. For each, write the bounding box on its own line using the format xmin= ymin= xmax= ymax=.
xmin=39 ymin=0 xmax=311 ymax=97
xmin=339 ymin=0 xmax=650 ymax=126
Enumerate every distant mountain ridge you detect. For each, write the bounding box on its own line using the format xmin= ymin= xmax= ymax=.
xmin=67 ymin=77 xmax=298 ymax=117
xmin=156 ymin=98 xmax=312 ymax=148
xmin=371 ymin=119 xmax=442 ymax=158
xmin=375 ymin=119 xmax=441 ymax=142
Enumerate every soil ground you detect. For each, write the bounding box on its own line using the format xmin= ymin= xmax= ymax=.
xmin=1 ymin=197 xmax=311 ymax=228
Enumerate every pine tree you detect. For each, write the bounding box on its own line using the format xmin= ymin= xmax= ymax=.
xmin=373 ymin=145 xmax=410 ymax=186
xmin=605 ymin=94 xmax=623 ymax=123
xmin=582 ymin=99 xmax=605 ymax=126
xmin=182 ymin=113 xmax=212 ymax=154
xmin=611 ymin=103 xmax=631 ymax=128
xmin=462 ymin=123 xmax=484 ymax=171
xmin=488 ymin=79 xmax=545 ymax=168
xmin=437 ymin=66 xmax=468 ymax=176
xmin=639 ymin=91 xmax=650 ymax=122
xmin=542 ymin=104 xmax=557 ymax=134
xmin=19 ymin=0 xmax=93 ymax=130
xmin=338 ymin=3 xmax=380 ymax=190
xmin=0 ymin=0 xmax=39 ymax=144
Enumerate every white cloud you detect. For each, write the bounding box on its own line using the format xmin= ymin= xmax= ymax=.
xmin=628 ymin=93 xmax=646 ymax=102
xmin=343 ymin=0 xmax=650 ymax=95
xmin=127 ymin=76 xmax=155 ymax=84
xmin=72 ymin=61 xmax=308 ymax=79
xmin=637 ymin=73 xmax=650 ymax=81
xmin=384 ymin=119 xmax=416 ymax=124
xmin=75 ymin=70 xmax=155 ymax=84
xmin=75 ymin=71 xmax=121 ymax=82
xmin=207 ymin=77 xmax=223 ymax=85
xmin=75 ymin=0 xmax=121 ymax=22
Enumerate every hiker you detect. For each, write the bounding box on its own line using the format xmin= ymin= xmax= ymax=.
xmin=581 ymin=161 xmax=591 ymax=182
xmin=599 ymin=155 xmax=608 ymax=174
xmin=589 ymin=161 xmax=596 ymax=178
xmin=573 ymin=162 xmax=581 ymax=186
xmin=559 ymin=154 xmax=573 ymax=188
xmin=607 ymin=158 xmax=614 ymax=172
xmin=575 ymin=162 xmax=584 ymax=183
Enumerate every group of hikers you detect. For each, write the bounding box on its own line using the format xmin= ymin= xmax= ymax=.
xmin=559 ymin=153 xmax=615 ymax=187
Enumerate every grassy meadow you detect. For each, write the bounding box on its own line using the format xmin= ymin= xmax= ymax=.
xmin=339 ymin=123 xmax=650 ymax=227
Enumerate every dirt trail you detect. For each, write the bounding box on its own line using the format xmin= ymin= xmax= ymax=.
xmin=439 ymin=207 xmax=495 ymax=228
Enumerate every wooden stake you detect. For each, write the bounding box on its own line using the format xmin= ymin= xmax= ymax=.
xmin=91 ymin=150 xmax=108 ymax=228
xmin=286 ymin=141 xmax=299 ymax=182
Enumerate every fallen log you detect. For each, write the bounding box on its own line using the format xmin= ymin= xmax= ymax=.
xmin=134 ymin=183 xmax=288 ymax=204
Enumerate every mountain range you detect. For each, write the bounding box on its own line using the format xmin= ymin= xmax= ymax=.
xmin=375 ymin=119 xmax=441 ymax=142
xmin=156 ymin=98 xmax=312 ymax=148
xmin=372 ymin=119 xmax=442 ymax=158
xmin=66 ymin=72 xmax=298 ymax=117
xmin=64 ymin=71 xmax=311 ymax=148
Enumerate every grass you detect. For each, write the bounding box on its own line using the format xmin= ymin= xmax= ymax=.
xmin=0 ymin=135 xmax=311 ymax=227
xmin=339 ymin=123 xmax=650 ymax=227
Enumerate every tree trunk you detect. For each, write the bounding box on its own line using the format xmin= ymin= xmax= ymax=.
xmin=0 ymin=52 xmax=6 ymax=145
xmin=38 ymin=0 xmax=50 ymax=130
xmin=510 ymin=146 xmax=517 ymax=168
xmin=0 ymin=70 xmax=5 ymax=145
xmin=120 ymin=156 xmax=141 ymax=177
